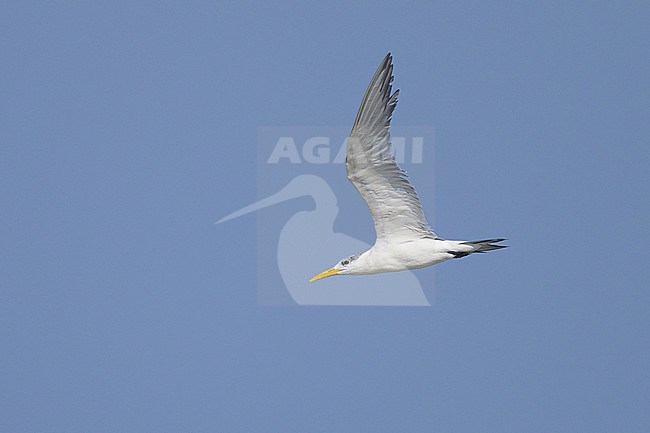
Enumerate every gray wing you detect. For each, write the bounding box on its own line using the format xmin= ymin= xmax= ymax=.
xmin=346 ymin=53 xmax=435 ymax=243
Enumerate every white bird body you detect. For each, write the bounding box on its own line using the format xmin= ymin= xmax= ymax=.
xmin=329 ymin=238 xmax=491 ymax=276
xmin=310 ymin=53 xmax=506 ymax=282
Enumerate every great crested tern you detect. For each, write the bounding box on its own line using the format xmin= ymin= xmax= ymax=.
xmin=310 ymin=53 xmax=506 ymax=282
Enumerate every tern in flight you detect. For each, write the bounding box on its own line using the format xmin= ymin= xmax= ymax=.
xmin=310 ymin=53 xmax=506 ymax=282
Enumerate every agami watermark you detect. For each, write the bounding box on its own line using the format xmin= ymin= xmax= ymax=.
xmin=217 ymin=126 xmax=435 ymax=306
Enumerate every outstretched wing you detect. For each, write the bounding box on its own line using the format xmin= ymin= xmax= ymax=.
xmin=346 ymin=53 xmax=435 ymax=243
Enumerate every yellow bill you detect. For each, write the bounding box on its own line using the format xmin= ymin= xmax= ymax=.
xmin=309 ymin=267 xmax=340 ymax=282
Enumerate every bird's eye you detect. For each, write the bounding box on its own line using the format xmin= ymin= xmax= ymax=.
xmin=342 ymin=259 xmax=350 ymax=266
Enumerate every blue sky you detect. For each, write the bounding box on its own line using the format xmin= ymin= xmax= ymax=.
xmin=1 ymin=1 xmax=649 ymax=432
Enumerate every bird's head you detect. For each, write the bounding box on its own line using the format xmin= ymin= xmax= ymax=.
xmin=309 ymin=254 xmax=362 ymax=282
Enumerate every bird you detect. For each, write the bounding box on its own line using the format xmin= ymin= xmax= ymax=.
xmin=310 ymin=53 xmax=506 ymax=282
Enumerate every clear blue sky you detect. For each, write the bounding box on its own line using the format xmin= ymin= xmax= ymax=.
xmin=1 ymin=1 xmax=649 ymax=432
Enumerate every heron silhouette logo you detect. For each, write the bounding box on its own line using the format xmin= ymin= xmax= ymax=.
xmin=217 ymin=126 xmax=435 ymax=306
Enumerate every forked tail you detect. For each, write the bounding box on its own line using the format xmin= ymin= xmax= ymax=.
xmin=447 ymin=238 xmax=507 ymax=259
xmin=463 ymin=238 xmax=508 ymax=253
